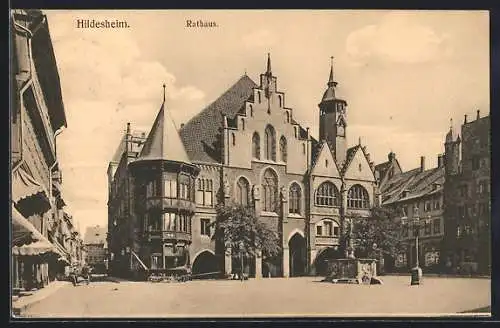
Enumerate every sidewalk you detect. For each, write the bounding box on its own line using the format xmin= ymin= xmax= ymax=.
xmin=12 ymin=280 xmax=70 ymax=317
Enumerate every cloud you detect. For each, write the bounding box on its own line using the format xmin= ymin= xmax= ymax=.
xmin=345 ymin=12 xmax=452 ymax=65
xmin=242 ymin=29 xmax=278 ymax=49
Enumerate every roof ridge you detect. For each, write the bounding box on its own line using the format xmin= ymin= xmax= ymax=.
xmin=181 ymin=75 xmax=257 ymax=129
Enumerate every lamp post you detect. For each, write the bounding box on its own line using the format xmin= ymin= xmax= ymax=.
xmin=401 ymin=209 xmax=431 ymax=286
xmin=239 ymin=241 xmax=244 ymax=282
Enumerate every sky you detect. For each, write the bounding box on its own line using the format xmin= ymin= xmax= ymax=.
xmin=44 ymin=10 xmax=490 ymax=233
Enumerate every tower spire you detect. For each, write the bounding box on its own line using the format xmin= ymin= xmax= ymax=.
xmin=266 ymin=52 xmax=272 ymax=76
xmin=328 ymin=56 xmax=338 ymax=87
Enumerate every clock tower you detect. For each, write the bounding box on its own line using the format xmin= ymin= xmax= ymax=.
xmin=319 ymin=57 xmax=348 ymax=165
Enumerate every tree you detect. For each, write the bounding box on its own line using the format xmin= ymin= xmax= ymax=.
xmin=212 ymin=204 xmax=281 ymax=260
xmin=352 ymin=206 xmax=406 ymax=262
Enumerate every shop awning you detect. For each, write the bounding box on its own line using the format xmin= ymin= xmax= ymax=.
xmin=12 ymin=166 xmax=51 ymax=217
xmin=52 ymin=239 xmax=70 ymax=262
xmin=11 ymin=204 xmax=61 ymax=257
xmin=13 ymin=240 xmax=55 ymax=256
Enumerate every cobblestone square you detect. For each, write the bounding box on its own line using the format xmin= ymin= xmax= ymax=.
xmin=19 ymin=276 xmax=491 ymax=318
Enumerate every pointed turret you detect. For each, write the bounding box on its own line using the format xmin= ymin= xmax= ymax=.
xmin=445 ymin=119 xmax=454 ymax=144
xmin=135 ymin=85 xmax=190 ymax=163
xmin=318 ymin=56 xmax=348 ymax=166
xmin=327 ymin=56 xmax=338 ymax=88
xmin=444 ymin=118 xmax=460 ymax=176
xmin=266 ymin=52 xmax=272 ymax=76
xmin=322 ymin=56 xmax=339 ymax=102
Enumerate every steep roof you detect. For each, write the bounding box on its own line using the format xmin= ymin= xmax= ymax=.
xmin=179 ymin=75 xmax=258 ymax=163
xmin=136 ymin=101 xmax=190 ymax=163
xmin=84 ymin=225 xmax=107 ymax=245
xmin=381 ymin=166 xmax=445 ymax=205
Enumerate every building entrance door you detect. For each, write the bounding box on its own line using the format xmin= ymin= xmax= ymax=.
xmin=289 ymin=233 xmax=306 ymax=277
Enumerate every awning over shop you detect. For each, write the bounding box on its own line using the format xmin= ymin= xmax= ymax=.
xmin=11 ymin=204 xmax=61 ymax=257
xmin=52 ymin=239 xmax=70 ymax=263
xmin=13 ymin=240 xmax=55 ymax=256
xmin=12 ymin=166 xmax=51 ymax=217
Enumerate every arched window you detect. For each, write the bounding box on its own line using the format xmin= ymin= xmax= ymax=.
xmin=286 ymin=111 xmax=290 ymax=123
xmin=315 ymin=182 xmax=340 ymax=207
xmin=252 ymin=132 xmax=260 ymax=159
xmin=250 ymin=105 xmax=253 ymax=117
xmin=241 ymin=118 xmax=245 ymax=130
xmin=262 ymin=169 xmax=278 ymax=212
xmin=264 ymin=125 xmax=276 ymax=161
xmin=232 ymin=133 xmax=236 ymax=146
xmin=236 ymin=177 xmax=250 ymax=206
xmin=278 ymin=95 xmax=282 ymax=107
xmin=258 ymin=92 xmax=261 ymax=103
xmin=289 ymin=183 xmax=301 ymax=214
xmin=279 ymin=136 xmax=287 ymax=163
xmin=347 ymin=184 xmax=369 ymax=209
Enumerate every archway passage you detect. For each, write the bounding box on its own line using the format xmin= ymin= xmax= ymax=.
xmin=191 ymin=251 xmax=218 ymax=277
xmin=314 ymin=247 xmax=343 ymax=277
xmin=289 ymin=233 xmax=307 ymax=277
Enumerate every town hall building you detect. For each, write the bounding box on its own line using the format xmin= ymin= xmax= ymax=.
xmin=107 ymin=55 xmax=378 ymax=279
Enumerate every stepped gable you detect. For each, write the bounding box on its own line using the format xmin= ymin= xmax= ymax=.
xmin=179 ymin=75 xmax=258 ymax=163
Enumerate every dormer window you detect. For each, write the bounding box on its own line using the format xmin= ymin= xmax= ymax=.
xmin=402 ymin=190 xmax=409 ymax=198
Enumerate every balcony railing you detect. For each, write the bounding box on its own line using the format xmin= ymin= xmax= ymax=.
xmin=145 ymin=230 xmax=191 ymax=242
xmin=146 ymin=197 xmax=196 ymax=212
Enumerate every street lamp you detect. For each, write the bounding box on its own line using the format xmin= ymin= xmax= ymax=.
xmin=239 ymin=241 xmax=244 ymax=282
xmin=401 ymin=210 xmax=431 ymax=286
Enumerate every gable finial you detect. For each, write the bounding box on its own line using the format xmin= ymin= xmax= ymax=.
xmin=162 ymin=83 xmax=166 ymax=103
xmin=266 ymin=52 xmax=272 ymax=75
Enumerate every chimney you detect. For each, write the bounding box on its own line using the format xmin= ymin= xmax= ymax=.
xmin=180 ymin=123 xmax=185 ymax=129
xmin=464 ymin=114 xmax=467 ymax=124
xmin=437 ymin=154 xmax=444 ymax=168
xmin=388 ymin=151 xmax=395 ymax=162
xmin=477 ymin=109 xmax=480 ymax=120
xmin=126 ymin=122 xmax=131 ymax=135
xmin=420 ymin=156 xmax=426 ymax=172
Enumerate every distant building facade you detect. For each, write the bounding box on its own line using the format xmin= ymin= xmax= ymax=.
xmin=84 ymin=225 xmax=108 ymax=272
xmin=377 ymin=154 xmax=445 ymax=273
xmin=107 ymin=56 xmax=379 ymax=279
xmin=441 ymin=112 xmax=491 ymax=274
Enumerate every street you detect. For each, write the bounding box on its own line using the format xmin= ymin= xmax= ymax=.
xmin=20 ymin=276 xmax=490 ymax=318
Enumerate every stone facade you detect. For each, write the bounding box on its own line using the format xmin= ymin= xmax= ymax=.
xmin=442 ymin=112 xmax=491 ymax=274
xmin=107 ymin=56 xmax=378 ymax=278
xmin=378 ymin=154 xmax=445 ymax=272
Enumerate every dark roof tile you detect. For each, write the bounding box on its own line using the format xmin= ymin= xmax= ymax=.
xmin=179 ymin=75 xmax=257 ymax=163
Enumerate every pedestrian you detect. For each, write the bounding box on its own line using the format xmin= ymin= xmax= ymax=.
xmin=70 ymin=266 xmax=78 ymax=286
xmin=82 ymin=266 xmax=90 ymax=285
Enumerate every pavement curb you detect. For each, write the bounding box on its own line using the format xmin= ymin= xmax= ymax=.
xmin=12 ymin=281 xmax=71 ymax=317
